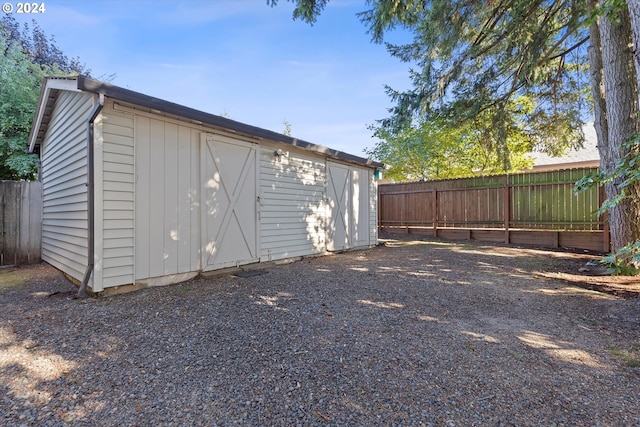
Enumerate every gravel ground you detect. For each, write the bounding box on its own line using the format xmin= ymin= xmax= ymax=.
xmin=2 ymin=237 xmax=640 ymax=426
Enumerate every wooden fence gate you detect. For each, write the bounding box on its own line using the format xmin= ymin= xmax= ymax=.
xmin=378 ymin=168 xmax=609 ymax=252
xmin=0 ymin=181 xmax=42 ymax=266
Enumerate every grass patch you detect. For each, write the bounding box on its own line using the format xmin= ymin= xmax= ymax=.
xmin=0 ymin=268 xmax=33 ymax=292
xmin=609 ymin=344 xmax=640 ymax=368
xmin=178 ymin=286 xmax=193 ymax=295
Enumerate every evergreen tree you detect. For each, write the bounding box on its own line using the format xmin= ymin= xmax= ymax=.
xmin=0 ymin=15 xmax=89 ymax=180
xmin=271 ymin=0 xmax=590 ymax=166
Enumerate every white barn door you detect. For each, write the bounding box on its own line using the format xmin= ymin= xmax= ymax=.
xmin=201 ymin=133 xmax=259 ymax=271
xmin=326 ymin=162 xmax=350 ymax=251
xmin=326 ymin=162 xmax=371 ymax=251
xmin=350 ymin=167 xmax=371 ymax=248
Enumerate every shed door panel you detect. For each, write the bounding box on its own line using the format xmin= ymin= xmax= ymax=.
xmin=326 ymin=162 xmax=371 ymax=251
xmin=201 ymin=134 xmax=258 ymax=270
xmin=326 ymin=162 xmax=350 ymax=251
xmin=350 ymin=168 xmax=371 ymax=247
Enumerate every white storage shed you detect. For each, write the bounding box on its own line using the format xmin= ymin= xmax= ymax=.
xmin=28 ymin=76 xmax=382 ymax=295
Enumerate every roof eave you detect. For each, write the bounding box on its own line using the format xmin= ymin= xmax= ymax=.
xmin=28 ymin=76 xmax=82 ymax=153
xmin=76 ymin=76 xmax=384 ymax=169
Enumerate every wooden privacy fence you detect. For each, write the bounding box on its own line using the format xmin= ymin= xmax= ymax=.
xmin=378 ymin=167 xmax=609 ymax=252
xmin=0 ymin=181 xmax=42 ymax=266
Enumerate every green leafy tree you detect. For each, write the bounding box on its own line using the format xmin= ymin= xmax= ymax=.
xmin=367 ymin=113 xmax=534 ymax=181
xmin=0 ymin=30 xmax=45 ymax=180
xmin=0 ymin=16 xmax=89 ymax=180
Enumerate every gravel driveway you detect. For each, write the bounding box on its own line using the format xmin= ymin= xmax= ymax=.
xmin=2 ymin=237 xmax=640 ymax=426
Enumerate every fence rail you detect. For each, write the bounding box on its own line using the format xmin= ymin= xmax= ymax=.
xmin=0 ymin=181 xmax=42 ymax=266
xmin=378 ymin=168 xmax=609 ymax=252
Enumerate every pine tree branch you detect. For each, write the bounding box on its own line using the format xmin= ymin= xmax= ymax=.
xmin=468 ymin=0 xmax=547 ymax=62
xmin=542 ymin=36 xmax=590 ymax=63
xmin=470 ymin=0 xmax=517 ymax=51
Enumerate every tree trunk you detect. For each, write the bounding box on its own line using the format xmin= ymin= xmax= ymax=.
xmin=588 ymin=0 xmax=608 ymax=172
xmin=588 ymin=1 xmax=610 ymax=252
xmin=598 ymin=7 xmax=640 ymax=252
xmin=625 ymin=0 xmax=640 ymax=256
xmin=628 ymin=0 xmax=640 ymax=105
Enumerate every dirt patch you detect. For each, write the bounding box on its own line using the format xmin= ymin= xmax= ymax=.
xmin=0 ymin=263 xmax=78 ymax=297
xmin=540 ymin=269 xmax=640 ymax=299
xmin=382 ymin=233 xmax=640 ymax=298
xmin=0 ymin=266 xmax=33 ymax=291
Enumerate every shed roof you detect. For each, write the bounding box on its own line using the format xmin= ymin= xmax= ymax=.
xmin=28 ymin=75 xmax=384 ymax=169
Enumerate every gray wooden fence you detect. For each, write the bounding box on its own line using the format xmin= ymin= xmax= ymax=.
xmin=0 ymin=181 xmax=42 ymax=266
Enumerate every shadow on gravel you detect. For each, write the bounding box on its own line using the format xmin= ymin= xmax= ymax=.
xmin=381 ymin=236 xmax=640 ymax=298
xmin=2 ymin=239 xmax=640 ymax=425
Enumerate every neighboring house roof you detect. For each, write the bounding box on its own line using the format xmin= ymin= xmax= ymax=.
xmin=530 ymin=123 xmax=600 ymax=171
xmin=28 ymin=75 xmax=384 ymax=169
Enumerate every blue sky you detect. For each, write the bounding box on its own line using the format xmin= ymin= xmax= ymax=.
xmin=9 ymin=0 xmax=412 ymax=157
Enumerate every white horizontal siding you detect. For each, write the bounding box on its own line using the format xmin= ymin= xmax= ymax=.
xmin=259 ymin=146 xmax=327 ymax=261
xmin=41 ymin=219 xmax=88 ymax=233
xmin=41 ymin=145 xmax=86 ymax=179
xmin=40 ymin=91 xmax=94 ymax=282
xmin=94 ymin=101 xmax=136 ymax=289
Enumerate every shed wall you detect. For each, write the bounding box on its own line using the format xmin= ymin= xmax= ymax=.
xmin=259 ymin=144 xmax=327 ymax=261
xmin=40 ymin=91 xmax=95 ymax=281
xmin=94 ymin=102 xmax=137 ymax=290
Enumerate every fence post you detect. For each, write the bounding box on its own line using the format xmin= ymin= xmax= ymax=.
xmin=432 ymin=190 xmax=438 ymax=237
xmin=504 ymin=175 xmax=510 ymax=244
xmin=402 ymin=191 xmax=407 ymax=232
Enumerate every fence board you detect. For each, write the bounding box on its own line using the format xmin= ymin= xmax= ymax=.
xmin=0 ymin=181 xmax=42 ymax=265
xmin=379 ymin=167 xmax=607 ymax=252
